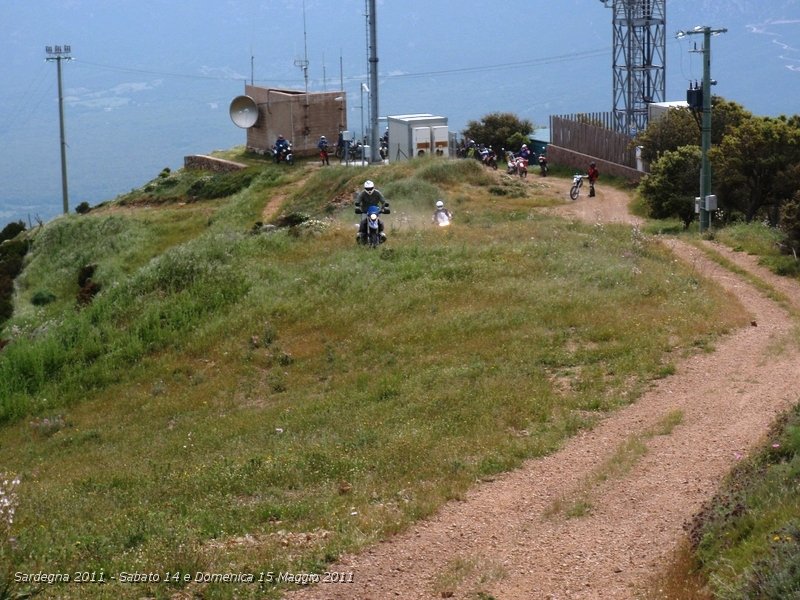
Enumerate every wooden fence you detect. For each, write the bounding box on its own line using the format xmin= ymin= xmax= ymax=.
xmin=549 ymin=113 xmax=638 ymax=170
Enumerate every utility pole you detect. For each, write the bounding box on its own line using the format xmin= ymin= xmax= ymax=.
xmin=677 ymin=26 xmax=727 ymax=233
xmin=367 ymin=0 xmax=379 ymax=162
xmin=45 ymin=44 xmax=73 ymax=215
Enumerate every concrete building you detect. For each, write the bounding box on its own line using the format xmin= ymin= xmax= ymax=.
xmin=239 ymin=85 xmax=347 ymax=158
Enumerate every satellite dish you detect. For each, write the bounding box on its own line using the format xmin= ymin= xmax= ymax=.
xmin=229 ymin=95 xmax=259 ymax=128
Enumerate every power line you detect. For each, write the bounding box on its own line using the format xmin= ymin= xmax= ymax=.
xmin=70 ymin=46 xmax=613 ymax=89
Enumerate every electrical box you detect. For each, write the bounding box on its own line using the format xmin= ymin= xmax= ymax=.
xmin=687 ymin=87 xmax=703 ymax=109
xmin=413 ymin=127 xmax=431 ymax=156
xmin=695 ymin=197 xmax=701 ymax=214
xmin=705 ymin=194 xmax=717 ymax=211
xmin=432 ymin=126 xmax=449 ymax=157
xmin=386 ymin=114 xmax=448 ymax=162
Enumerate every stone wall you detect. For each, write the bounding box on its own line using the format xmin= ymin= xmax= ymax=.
xmin=545 ymin=145 xmax=644 ymax=183
xmin=183 ymin=155 xmax=247 ymax=173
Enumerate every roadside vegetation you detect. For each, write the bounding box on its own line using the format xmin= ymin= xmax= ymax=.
xmin=0 ymin=141 xmax=798 ymax=598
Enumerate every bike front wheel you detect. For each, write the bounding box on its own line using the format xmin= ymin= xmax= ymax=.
xmin=569 ymin=185 xmax=580 ymax=200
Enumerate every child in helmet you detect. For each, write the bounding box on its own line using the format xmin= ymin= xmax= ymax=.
xmin=432 ymin=199 xmax=452 ymax=226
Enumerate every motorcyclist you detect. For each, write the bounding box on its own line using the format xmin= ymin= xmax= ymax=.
xmin=355 ymin=180 xmax=387 ymax=243
xmin=432 ymin=199 xmax=452 ymax=226
xmin=273 ymin=135 xmax=290 ymax=163
xmin=517 ymin=144 xmax=532 ymax=162
xmin=317 ymin=135 xmax=330 ymax=165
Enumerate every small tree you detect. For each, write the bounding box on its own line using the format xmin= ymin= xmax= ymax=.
xmin=638 ymin=145 xmax=702 ymax=228
xmin=781 ymin=191 xmax=800 ymax=257
xmin=0 ymin=221 xmax=25 ymax=243
xmin=462 ymin=112 xmax=533 ymax=153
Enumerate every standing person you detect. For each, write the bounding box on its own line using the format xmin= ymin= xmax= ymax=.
xmin=355 ymin=180 xmax=387 ymax=243
xmin=317 ymin=135 xmax=330 ymax=165
xmin=587 ymin=161 xmax=599 ymax=197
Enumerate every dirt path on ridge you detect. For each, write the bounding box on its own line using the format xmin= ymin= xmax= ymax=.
xmin=287 ymin=176 xmax=800 ymax=600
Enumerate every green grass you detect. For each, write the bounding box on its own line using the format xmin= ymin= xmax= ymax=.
xmin=0 ymin=158 xmax=750 ymax=599
xmin=682 ymin=403 xmax=800 ymax=599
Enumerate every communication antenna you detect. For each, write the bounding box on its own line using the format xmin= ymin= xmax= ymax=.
xmin=601 ymin=0 xmax=666 ymax=135
xmin=229 ymin=95 xmax=259 ymax=128
xmin=294 ymin=0 xmax=310 ymax=95
xmin=45 ymin=44 xmax=73 ymax=215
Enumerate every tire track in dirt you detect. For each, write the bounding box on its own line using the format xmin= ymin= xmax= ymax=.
xmin=286 ymin=177 xmax=800 ymax=599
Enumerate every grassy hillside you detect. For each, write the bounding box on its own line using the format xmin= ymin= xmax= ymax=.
xmin=0 ymin=153 xmax=748 ymax=599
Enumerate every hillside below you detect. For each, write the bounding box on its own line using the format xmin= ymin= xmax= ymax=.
xmin=1 ymin=157 xmax=797 ymax=600
xmin=287 ymin=177 xmax=800 ymax=599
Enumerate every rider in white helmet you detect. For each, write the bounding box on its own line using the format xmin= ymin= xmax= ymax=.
xmin=356 ymin=180 xmax=387 ymax=242
xmin=432 ymin=198 xmax=452 ymax=226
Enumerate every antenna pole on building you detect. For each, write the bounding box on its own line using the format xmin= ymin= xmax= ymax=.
xmin=45 ymin=44 xmax=73 ymax=215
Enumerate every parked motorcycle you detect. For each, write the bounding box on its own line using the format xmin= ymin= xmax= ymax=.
xmin=538 ymin=154 xmax=548 ymax=176
xmin=569 ymin=174 xmax=586 ymax=200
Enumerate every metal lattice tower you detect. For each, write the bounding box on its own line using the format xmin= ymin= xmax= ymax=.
xmin=608 ymin=0 xmax=666 ymax=135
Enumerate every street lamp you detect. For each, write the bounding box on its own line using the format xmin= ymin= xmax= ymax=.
xmin=45 ymin=44 xmax=73 ymax=215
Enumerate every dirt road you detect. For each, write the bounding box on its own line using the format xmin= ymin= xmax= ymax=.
xmin=288 ymin=177 xmax=800 ymax=599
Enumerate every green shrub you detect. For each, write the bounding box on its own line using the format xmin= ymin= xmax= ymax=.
xmin=30 ymin=290 xmax=56 ymax=306
xmin=75 ymin=201 xmax=91 ymax=214
xmin=0 ymin=221 xmax=25 ymax=243
xmin=187 ymin=170 xmax=258 ymax=200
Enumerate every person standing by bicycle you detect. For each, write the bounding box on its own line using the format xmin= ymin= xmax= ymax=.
xmin=587 ymin=162 xmax=599 ymax=197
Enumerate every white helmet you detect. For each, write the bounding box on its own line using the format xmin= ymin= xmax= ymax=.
xmin=364 ymin=180 xmax=375 ymax=194
xmin=436 ymin=200 xmax=444 ymax=209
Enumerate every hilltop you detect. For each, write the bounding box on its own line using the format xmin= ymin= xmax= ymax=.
xmin=0 ymin=154 xmax=798 ymax=599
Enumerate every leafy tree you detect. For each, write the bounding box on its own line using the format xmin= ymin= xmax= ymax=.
xmin=634 ymin=97 xmax=751 ymax=165
xmin=635 ymin=107 xmax=698 ymax=165
xmin=462 ymin=112 xmax=533 ymax=154
xmin=638 ymin=145 xmax=702 ymax=228
xmin=710 ymin=116 xmax=800 ymax=223
xmin=779 ymin=191 xmax=800 ymax=257
xmin=0 ymin=221 xmax=25 ymax=243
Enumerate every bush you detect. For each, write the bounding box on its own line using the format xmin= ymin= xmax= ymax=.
xmin=31 ymin=290 xmax=56 ymax=306
xmin=187 ymin=170 xmax=258 ymax=200
xmin=0 ymin=221 xmax=25 ymax=243
xmin=780 ymin=192 xmax=800 ymax=257
xmin=75 ymin=201 xmax=91 ymax=214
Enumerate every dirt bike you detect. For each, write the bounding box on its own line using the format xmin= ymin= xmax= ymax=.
xmin=516 ymin=157 xmax=528 ymax=179
xmin=569 ymin=174 xmax=586 ymax=200
xmin=355 ymin=202 xmax=390 ymax=247
xmin=273 ymin=143 xmax=294 ymax=165
xmin=538 ymin=155 xmax=548 ymax=176
xmin=481 ymin=150 xmax=497 ymax=170
xmin=319 ymin=146 xmax=330 ymax=166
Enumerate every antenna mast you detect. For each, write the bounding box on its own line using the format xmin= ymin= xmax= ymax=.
xmin=603 ymin=0 xmax=666 ymax=135
xmin=294 ymin=0 xmax=310 ymax=95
